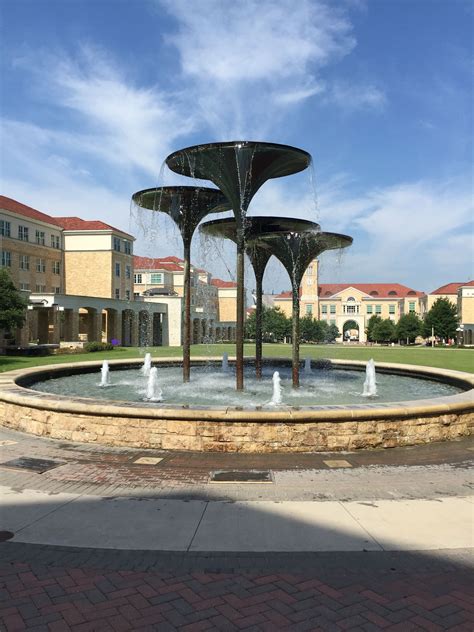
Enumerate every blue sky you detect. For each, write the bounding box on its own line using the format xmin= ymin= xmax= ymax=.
xmin=1 ymin=0 xmax=472 ymax=293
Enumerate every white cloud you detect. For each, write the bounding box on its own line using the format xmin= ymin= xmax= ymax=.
xmin=326 ymin=80 xmax=386 ymax=110
xmin=159 ymin=0 xmax=366 ymax=136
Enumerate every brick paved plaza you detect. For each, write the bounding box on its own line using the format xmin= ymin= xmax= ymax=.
xmin=0 ymin=428 xmax=473 ymax=630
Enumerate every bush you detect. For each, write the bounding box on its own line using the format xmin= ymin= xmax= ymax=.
xmin=84 ymin=341 xmax=114 ymax=353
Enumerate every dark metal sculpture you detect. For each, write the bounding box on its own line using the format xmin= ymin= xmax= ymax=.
xmin=166 ymin=141 xmax=311 ymax=390
xmin=132 ymin=186 xmax=230 ymax=382
xmin=200 ymin=216 xmax=320 ymax=380
xmin=253 ymin=230 xmax=353 ymax=387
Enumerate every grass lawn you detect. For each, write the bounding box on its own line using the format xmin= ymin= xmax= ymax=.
xmin=0 ymin=343 xmax=472 ymax=373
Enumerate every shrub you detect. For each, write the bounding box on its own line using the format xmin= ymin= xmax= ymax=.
xmin=84 ymin=341 xmax=114 ymax=353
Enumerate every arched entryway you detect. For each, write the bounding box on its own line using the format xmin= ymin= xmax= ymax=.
xmin=343 ymin=319 xmax=359 ymax=342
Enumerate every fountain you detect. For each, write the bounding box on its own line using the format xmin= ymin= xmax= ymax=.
xmin=145 ymin=367 xmax=162 ymax=402
xmin=222 ymin=352 xmax=229 ymax=372
xmin=199 ymin=216 xmax=319 ymax=380
xmin=141 ymin=352 xmax=152 ymax=377
xmin=363 ymin=359 xmax=377 ymax=397
xmin=304 ymin=358 xmax=312 ymax=375
xmin=166 ymin=141 xmax=311 ymax=390
xmin=250 ymin=228 xmax=352 ymax=387
xmin=132 ymin=187 xmax=230 ymax=382
xmin=100 ymin=361 xmax=110 ymax=387
xmin=269 ymin=371 xmax=282 ymax=406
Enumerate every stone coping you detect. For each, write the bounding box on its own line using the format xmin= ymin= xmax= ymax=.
xmin=1 ymin=357 xmax=473 ymax=423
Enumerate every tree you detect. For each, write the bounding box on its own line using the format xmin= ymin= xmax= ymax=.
xmin=0 ymin=268 xmax=28 ymax=335
xmin=245 ymin=306 xmax=290 ymax=342
xmin=325 ymin=323 xmax=340 ymax=343
xmin=366 ymin=315 xmax=382 ymax=342
xmin=423 ymin=297 xmax=459 ymax=340
xmin=396 ymin=313 xmax=423 ymax=343
xmin=372 ymin=318 xmax=396 ymax=343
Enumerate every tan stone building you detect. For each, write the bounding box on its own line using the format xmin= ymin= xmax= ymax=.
xmin=457 ymin=282 xmax=474 ymax=345
xmin=273 ymin=258 xmax=425 ymax=342
xmin=0 ymin=196 xmax=167 ymax=348
xmin=133 ymin=256 xmax=236 ymax=343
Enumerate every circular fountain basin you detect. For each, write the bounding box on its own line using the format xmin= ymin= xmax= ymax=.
xmin=0 ymin=358 xmax=472 ymax=452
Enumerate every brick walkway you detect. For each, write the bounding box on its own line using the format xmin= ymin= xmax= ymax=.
xmin=1 ymin=546 xmax=473 ymax=631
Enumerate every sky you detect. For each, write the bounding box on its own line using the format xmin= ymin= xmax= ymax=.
xmin=1 ymin=0 xmax=473 ymax=294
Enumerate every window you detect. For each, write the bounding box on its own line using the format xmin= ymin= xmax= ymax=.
xmin=18 ymin=225 xmax=29 ymax=241
xmin=52 ymin=261 xmax=60 ymax=275
xmin=20 ymin=282 xmax=30 ymax=291
xmin=346 ymin=305 xmax=356 ymax=313
xmin=36 ymin=258 xmax=46 ymax=273
xmin=113 ymin=237 xmax=121 ymax=252
xmin=35 ymin=284 xmax=46 ymax=292
xmin=330 ymin=304 xmax=336 ymax=314
xmin=409 ymin=301 xmax=416 ymax=313
xmin=375 ymin=304 xmax=382 ymax=314
xmin=1 ymin=251 xmax=11 ymax=267
xmin=306 ymin=278 xmax=313 ymax=285
xmin=305 ymin=304 xmax=313 ymax=315
xmin=389 ymin=304 xmax=395 ymax=314
xmin=150 ymin=272 xmax=163 ymax=284
xmin=321 ymin=304 xmax=328 ymax=314
xmin=134 ymin=292 xmax=140 ymax=298
xmin=307 ymin=266 xmax=313 ymax=275
xmin=115 ymin=262 xmax=121 ymax=277
xmin=115 ymin=288 xmax=120 ymax=299
xmin=388 ymin=290 xmax=397 ymax=296
xmin=126 ymin=265 xmax=131 ymax=279
xmin=367 ymin=305 xmax=373 ymax=314
xmin=20 ymin=255 xmax=29 ymax=270
xmin=134 ymin=273 xmax=142 ymax=284
xmin=370 ymin=290 xmax=378 ymax=297
xmin=35 ymin=230 xmax=45 ymax=245
xmin=0 ymin=220 xmax=11 ymax=237
xmin=125 ymin=290 xmax=131 ymax=300
xmin=51 ymin=235 xmax=60 ymax=249
xmin=124 ymin=240 xmax=132 ymax=254
xmin=54 ymin=287 xmax=61 ymax=294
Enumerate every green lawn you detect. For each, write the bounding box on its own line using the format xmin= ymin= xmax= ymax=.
xmin=0 ymin=343 xmax=472 ymax=373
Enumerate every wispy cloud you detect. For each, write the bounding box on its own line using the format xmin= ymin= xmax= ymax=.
xmin=159 ymin=0 xmax=369 ymax=136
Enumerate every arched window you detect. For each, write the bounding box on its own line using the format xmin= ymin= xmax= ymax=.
xmin=407 ymin=290 xmax=417 ymax=296
xmin=388 ymin=290 xmax=397 ymax=296
xmin=370 ymin=291 xmax=379 ymax=296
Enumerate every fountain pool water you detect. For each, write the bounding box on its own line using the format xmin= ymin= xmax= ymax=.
xmin=304 ymin=358 xmax=312 ymax=375
xmin=222 ymin=352 xmax=229 ymax=372
xmin=363 ymin=359 xmax=377 ymax=397
xmin=31 ymin=361 xmax=462 ymax=408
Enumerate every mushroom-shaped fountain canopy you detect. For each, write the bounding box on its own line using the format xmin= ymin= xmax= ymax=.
xmin=166 ymin=142 xmax=312 ymax=220
xmin=253 ymin=230 xmax=353 ymax=288
xmin=132 ymin=186 xmax=231 ymax=245
xmin=200 ymin=216 xmax=321 ymax=280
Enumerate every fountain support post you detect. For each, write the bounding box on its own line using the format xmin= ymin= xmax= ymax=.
xmin=291 ymin=282 xmax=301 ymax=388
xmin=182 ymin=238 xmax=192 ymax=382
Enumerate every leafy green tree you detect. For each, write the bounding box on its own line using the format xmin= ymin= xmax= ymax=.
xmin=423 ymin=297 xmax=459 ymax=340
xmin=372 ymin=318 xmax=396 ymax=343
xmin=0 ymin=268 xmax=28 ymax=335
xmin=264 ymin=307 xmax=291 ymax=341
xmin=396 ymin=313 xmax=423 ymax=343
xmin=325 ymin=323 xmax=340 ymax=343
xmin=366 ymin=315 xmax=383 ymax=342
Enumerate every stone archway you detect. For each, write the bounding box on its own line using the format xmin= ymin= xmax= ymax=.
xmin=79 ymin=307 xmax=103 ymax=343
xmin=343 ymin=319 xmax=359 ymax=342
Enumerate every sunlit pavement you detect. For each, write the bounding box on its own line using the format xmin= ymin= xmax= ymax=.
xmin=0 ymin=427 xmax=473 ymax=630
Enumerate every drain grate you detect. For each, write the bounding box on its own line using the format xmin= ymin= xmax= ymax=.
xmin=0 ymin=457 xmax=66 ymax=473
xmin=0 ymin=531 xmax=14 ymax=542
xmin=209 ymin=470 xmax=273 ymax=484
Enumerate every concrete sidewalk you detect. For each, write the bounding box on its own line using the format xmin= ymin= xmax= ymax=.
xmin=1 ymin=485 xmax=472 ymax=552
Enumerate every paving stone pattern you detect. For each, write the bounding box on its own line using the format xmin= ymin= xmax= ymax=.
xmin=1 ymin=554 xmax=473 ymax=631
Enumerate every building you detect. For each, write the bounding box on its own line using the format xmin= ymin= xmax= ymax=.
xmin=457 ymin=282 xmax=474 ymax=345
xmin=0 ymin=196 xmax=167 ymax=348
xmin=273 ymin=258 xmax=425 ymax=343
xmin=133 ymin=256 xmax=236 ymax=343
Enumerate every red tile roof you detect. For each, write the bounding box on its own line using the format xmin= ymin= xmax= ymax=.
xmin=133 ymin=256 xmax=183 ymax=271
xmin=55 ymin=216 xmax=133 ymax=238
xmin=158 ymin=256 xmax=184 ymax=263
xmin=430 ymin=281 xmax=474 ymax=295
xmin=318 ymin=283 xmax=424 ymax=299
xmin=0 ymin=195 xmax=59 ymax=227
xmin=275 ymin=289 xmax=302 ymax=299
xmin=211 ymin=278 xmax=238 ymax=288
